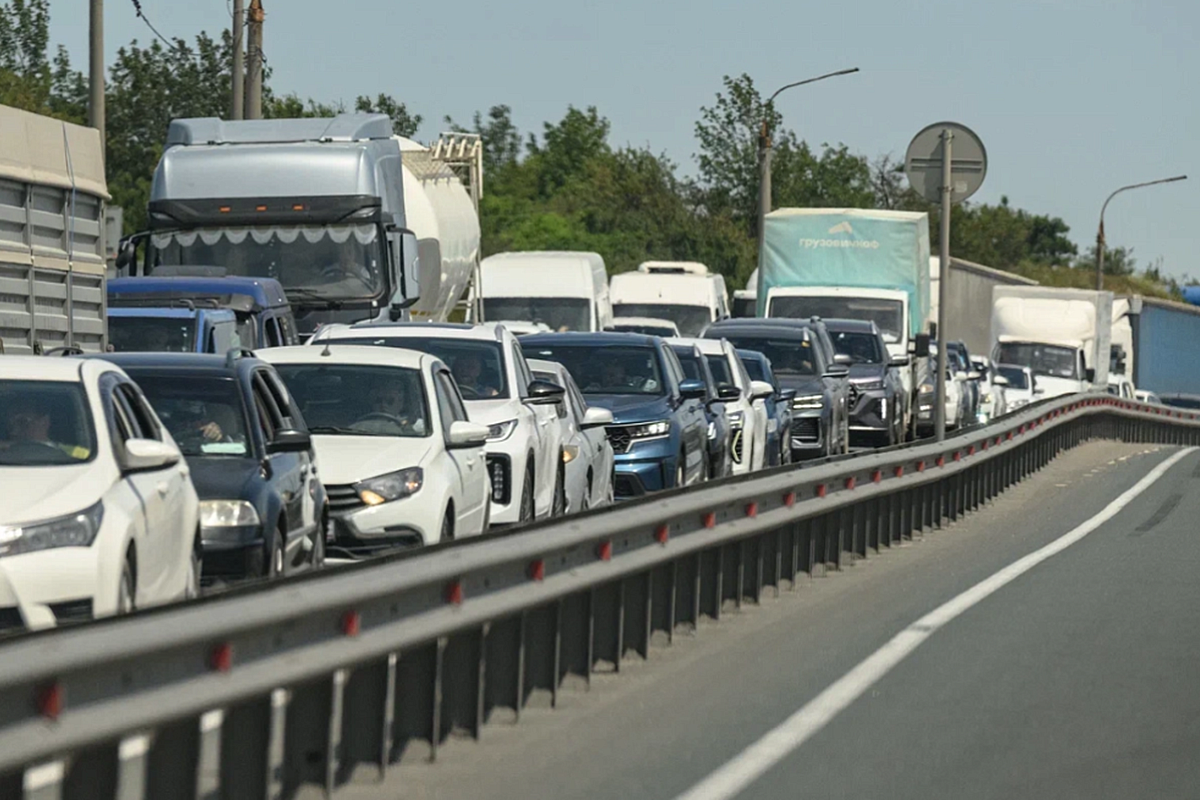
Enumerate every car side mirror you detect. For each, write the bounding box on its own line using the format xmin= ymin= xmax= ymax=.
xmin=114 ymin=239 xmax=137 ymax=273
xmin=833 ymin=353 xmax=853 ymax=366
xmin=447 ymin=420 xmax=490 ymax=448
xmin=716 ymin=383 xmax=741 ymax=402
xmin=121 ymin=438 xmax=180 ymax=472
xmin=967 ymin=371 xmax=983 ymax=381
xmin=1085 ymin=368 xmax=1096 ymax=383
xmin=750 ymin=379 xmax=774 ymax=400
xmin=913 ymin=333 xmax=931 ymax=358
xmin=679 ymin=378 xmax=708 ymax=400
xmin=992 ymin=375 xmax=1010 ymax=387
xmin=268 ymin=428 xmax=313 ymax=454
xmin=953 ymin=371 xmax=969 ymax=382
xmin=780 ymin=388 xmax=797 ymax=403
xmin=525 ymin=379 xmax=566 ymax=405
xmin=889 ymin=356 xmax=910 ymax=368
xmin=581 ymin=406 xmax=614 ymax=428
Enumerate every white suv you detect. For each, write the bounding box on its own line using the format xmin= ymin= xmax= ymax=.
xmin=261 ymin=345 xmax=492 ymax=550
xmin=0 ymin=357 xmax=200 ymax=631
xmin=310 ymin=323 xmax=566 ymax=526
xmin=672 ymin=337 xmax=772 ymax=474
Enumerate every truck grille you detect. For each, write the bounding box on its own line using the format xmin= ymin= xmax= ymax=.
xmin=325 ymin=484 xmax=364 ymax=513
xmin=606 ymin=426 xmax=634 ymax=455
xmin=792 ymin=418 xmax=820 ymax=443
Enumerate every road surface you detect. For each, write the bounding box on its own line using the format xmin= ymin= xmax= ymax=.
xmin=336 ymin=441 xmax=1198 ymax=800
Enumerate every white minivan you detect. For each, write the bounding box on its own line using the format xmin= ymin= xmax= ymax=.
xmin=478 ymin=251 xmax=613 ymax=332
xmin=609 ymin=262 xmax=730 ymax=338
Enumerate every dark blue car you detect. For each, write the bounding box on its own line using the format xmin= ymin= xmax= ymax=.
xmin=521 ymin=332 xmax=708 ymax=499
xmin=93 ymin=351 xmax=326 ymax=580
xmin=736 ymin=349 xmax=795 ymax=467
xmin=671 ymin=341 xmax=736 ymax=479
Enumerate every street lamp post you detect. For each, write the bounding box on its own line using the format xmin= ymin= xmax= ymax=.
xmin=1095 ymin=175 xmax=1187 ymax=290
xmin=755 ymin=68 xmax=859 ymax=305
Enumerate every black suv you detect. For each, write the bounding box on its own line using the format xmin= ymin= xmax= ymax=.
xmin=95 ymin=351 xmax=326 ymax=581
xmin=823 ymin=319 xmax=908 ymax=446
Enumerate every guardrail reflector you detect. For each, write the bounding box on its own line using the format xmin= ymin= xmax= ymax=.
xmin=936 ymin=456 xmax=946 ymax=468
xmin=703 ymin=512 xmax=717 ymax=529
xmin=528 ymin=560 xmax=546 ymax=581
xmin=341 ymin=611 xmax=360 ymax=637
xmin=953 ymin=452 xmax=962 ymax=462
xmin=597 ymin=541 xmax=613 ymax=561
xmin=917 ymin=461 xmax=925 ymax=472
xmin=655 ymin=525 xmax=670 ymax=544
xmin=845 ymin=477 xmax=856 ymax=490
xmin=783 ymin=491 xmax=796 ymax=508
xmin=210 ymin=643 xmax=233 ymax=673
xmin=446 ymin=581 xmax=465 ymax=605
xmin=968 ymin=445 xmax=977 ymax=455
xmin=894 ymin=465 xmax=904 ymax=477
xmin=1008 ymin=431 xmax=1014 ymax=440
xmin=745 ymin=502 xmax=758 ymax=518
xmin=872 ymin=470 xmax=882 ymax=483
xmin=816 ymin=484 xmax=827 ymax=498
xmin=37 ymin=682 xmax=63 ymax=720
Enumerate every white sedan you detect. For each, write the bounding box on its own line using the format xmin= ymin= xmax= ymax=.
xmin=260 ymin=345 xmax=492 ymax=550
xmin=0 ymin=357 xmax=200 ymax=632
xmin=529 ymin=359 xmax=615 ymax=512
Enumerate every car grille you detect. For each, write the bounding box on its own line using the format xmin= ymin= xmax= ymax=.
xmin=49 ymin=599 xmax=93 ymax=625
xmin=326 ymin=484 xmax=365 ymax=513
xmin=487 ymin=455 xmax=511 ymax=505
xmin=792 ymin=417 xmax=820 ymax=443
xmin=731 ymin=429 xmax=745 ymax=464
xmin=0 ymin=607 xmax=24 ymax=634
xmin=606 ymin=425 xmax=634 ymax=455
xmin=613 ymin=473 xmax=646 ymax=499
xmin=848 ymin=383 xmax=862 ymax=407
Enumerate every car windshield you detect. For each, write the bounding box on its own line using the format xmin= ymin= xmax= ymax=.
xmin=997 ymin=366 xmax=1029 ymax=390
xmin=1160 ymin=396 xmax=1200 ymax=410
xmin=612 ymin=304 xmax=712 ymax=337
xmin=332 ymin=337 xmax=509 ymax=400
xmin=132 ymin=375 xmax=251 ymax=457
xmin=996 ymin=342 xmax=1079 ymax=380
xmin=273 ymin=364 xmax=430 ymax=438
xmin=108 ymin=316 xmax=196 ymax=352
xmin=767 ymin=297 xmax=905 ymax=342
xmin=524 ymin=344 xmax=665 ymax=396
xmin=483 ymin=298 xmax=591 ymax=332
xmin=830 ymin=331 xmax=885 ymax=364
xmin=718 ymin=336 xmax=819 ymax=376
xmin=149 ymin=224 xmax=385 ymax=301
xmin=0 ymin=381 xmax=95 ymax=466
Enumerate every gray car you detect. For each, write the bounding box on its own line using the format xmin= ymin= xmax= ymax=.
xmin=822 ymin=319 xmax=908 ymax=447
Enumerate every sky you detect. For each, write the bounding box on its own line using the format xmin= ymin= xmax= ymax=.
xmin=50 ymin=0 xmax=1198 ymax=281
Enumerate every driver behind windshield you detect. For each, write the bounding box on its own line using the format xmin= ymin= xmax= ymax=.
xmin=1 ymin=394 xmax=90 ymax=460
xmin=452 ymin=353 xmax=500 ymax=398
xmin=353 ymin=379 xmax=424 ymax=435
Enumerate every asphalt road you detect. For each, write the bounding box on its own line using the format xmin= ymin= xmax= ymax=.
xmin=336 ymin=441 xmax=1198 ymax=800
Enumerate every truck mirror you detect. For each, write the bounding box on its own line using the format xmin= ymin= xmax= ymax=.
xmin=1085 ymin=368 xmax=1096 ymax=383
xmin=388 ymin=228 xmax=420 ymax=316
xmin=913 ymin=333 xmax=931 ymax=358
xmin=114 ymin=239 xmax=137 ymax=273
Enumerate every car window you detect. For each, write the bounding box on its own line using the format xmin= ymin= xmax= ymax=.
xmin=261 ymin=370 xmax=300 ymax=430
xmin=706 ymin=354 xmax=733 ymax=386
xmin=0 ymin=379 xmax=96 ymax=466
xmin=265 ymin=317 xmax=285 ymax=347
xmin=273 ymin=363 xmax=431 ymax=438
xmin=251 ymin=375 xmax=282 ymax=442
xmin=433 ymin=371 xmax=459 ymax=439
xmin=567 ymin=379 xmax=588 ymax=426
xmin=118 ymin=383 xmax=162 ymax=442
xmin=332 ymin=336 xmax=508 ymax=400
xmin=132 ymin=374 xmax=252 ymax=457
xmin=662 ymin=347 xmax=686 ymax=391
xmin=512 ymin=341 xmax=535 ymax=398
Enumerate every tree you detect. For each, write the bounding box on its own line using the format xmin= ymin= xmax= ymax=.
xmin=354 ymin=93 xmax=420 ymax=137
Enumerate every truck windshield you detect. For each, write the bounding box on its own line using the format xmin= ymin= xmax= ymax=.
xmin=149 ymin=224 xmax=384 ymax=301
xmin=830 ymin=331 xmax=885 ymax=364
xmin=109 ymin=316 xmax=196 ymax=352
xmin=132 ymin=375 xmax=251 ymax=457
xmin=483 ymin=298 xmax=590 ymax=332
xmin=0 ymin=381 xmax=95 ymax=466
xmin=995 ymin=342 xmax=1079 ymax=380
xmin=273 ymin=364 xmax=430 ymax=438
xmin=768 ymin=297 xmax=904 ymax=343
xmin=612 ymin=304 xmax=712 ymax=337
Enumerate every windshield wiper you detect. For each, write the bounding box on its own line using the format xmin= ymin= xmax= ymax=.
xmin=286 ymin=289 xmax=344 ymax=308
xmin=307 ymin=425 xmax=370 ymax=436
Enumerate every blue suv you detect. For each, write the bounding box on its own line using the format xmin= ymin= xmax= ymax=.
xmin=521 ymin=332 xmax=708 ymax=499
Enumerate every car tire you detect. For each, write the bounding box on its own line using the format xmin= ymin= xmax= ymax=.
xmin=267 ymin=530 xmax=285 ymax=579
xmin=552 ymin=464 xmax=566 ymax=516
xmin=441 ymin=506 xmax=455 ymax=542
xmin=519 ymin=465 xmax=535 ymax=523
xmin=117 ymin=557 xmax=135 ymax=615
xmin=311 ymin=515 xmax=326 ymax=569
xmin=185 ymin=536 xmax=202 ymax=600
xmin=675 ymin=455 xmax=685 ymax=489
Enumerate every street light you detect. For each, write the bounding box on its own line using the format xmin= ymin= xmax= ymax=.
xmin=755 ymin=68 xmax=859 ymax=302
xmin=1095 ymin=175 xmax=1187 ymax=290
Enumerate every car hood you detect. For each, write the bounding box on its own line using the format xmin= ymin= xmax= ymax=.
xmin=464 ymin=398 xmax=521 ymax=426
xmin=311 ymin=436 xmax=433 ymax=484
xmin=187 ymin=457 xmax=261 ymax=502
xmin=849 ymin=364 xmax=886 ymax=382
xmin=585 ymin=394 xmax=673 ymax=424
xmin=0 ymin=464 xmax=108 ymax=526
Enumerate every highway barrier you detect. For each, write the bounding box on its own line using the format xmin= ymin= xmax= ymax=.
xmin=1 ymin=394 xmax=1197 ymax=799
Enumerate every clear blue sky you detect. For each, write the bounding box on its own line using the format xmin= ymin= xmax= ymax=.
xmin=52 ymin=0 xmax=1197 ymax=281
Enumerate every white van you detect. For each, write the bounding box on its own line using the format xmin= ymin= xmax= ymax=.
xmin=609 ymin=261 xmax=730 ymax=337
xmin=478 ymin=251 xmax=612 ymax=332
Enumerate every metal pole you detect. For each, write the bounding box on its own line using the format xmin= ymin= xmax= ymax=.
xmin=934 ymin=128 xmax=953 ymax=442
xmin=88 ymin=0 xmax=105 ymax=146
xmin=231 ymin=0 xmax=245 ymax=120
xmin=755 ymin=124 xmax=772 ymax=306
xmin=1095 ymin=175 xmax=1187 ymax=292
xmin=245 ymin=0 xmax=264 ymax=120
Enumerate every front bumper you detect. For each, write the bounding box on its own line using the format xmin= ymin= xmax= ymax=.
xmin=326 ymin=499 xmax=431 ymax=557
xmin=201 ymin=525 xmax=267 ymax=578
xmin=790 ymin=409 xmax=828 ymax=455
xmin=0 ymin=545 xmax=115 ymax=632
xmin=483 ymin=440 xmax=531 ymax=526
xmin=613 ymin=437 xmax=679 ymax=499
xmin=848 ymin=389 xmax=890 ymax=432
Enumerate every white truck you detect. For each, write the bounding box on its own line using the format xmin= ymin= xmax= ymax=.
xmin=0 ymin=104 xmax=110 ymax=355
xmin=609 ymin=261 xmax=730 ymax=337
xmin=476 ymin=251 xmax=612 ymax=331
xmin=990 ymin=286 xmax=1113 ymax=398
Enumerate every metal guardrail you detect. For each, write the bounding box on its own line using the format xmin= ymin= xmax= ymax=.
xmin=1 ymin=394 xmax=1198 ymax=799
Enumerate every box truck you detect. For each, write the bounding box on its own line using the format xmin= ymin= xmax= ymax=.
xmin=1111 ymin=295 xmax=1200 ymax=396
xmin=609 ymin=262 xmax=730 ymax=337
xmin=477 ymin=251 xmax=612 ymax=331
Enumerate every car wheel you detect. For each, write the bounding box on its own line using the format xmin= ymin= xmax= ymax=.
xmin=519 ymin=466 xmax=535 ymax=523
xmin=311 ymin=516 xmax=326 ymax=569
xmin=185 ymin=537 xmax=202 ymax=600
xmin=675 ymin=455 xmax=685 ymax=489
xmin=267 ymin=530 xmax=285 ymax=579
xmin=441 ymin=506 xmax=455 ymax=542
xmin=117 ymin=557 xmax=135 ymax=615
xmin=552 ymin=464 xmax=566 ymax=516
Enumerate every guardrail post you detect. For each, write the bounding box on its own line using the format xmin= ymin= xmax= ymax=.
xmin=771 ymin=528 xmax=784 ymax=596
xmin=22 ymin=762 xmax=64 ymax=800
xmin=852 ymin=503 xmax=866 ymax=559
xmin=267 ymin=688 xmax=289 ymax=799
xmin=325 ymin=669 xmax=347 ymax=795
xmin=115 ymin=733 xmax=149 ymax=800
xmin=196 ymin=710 xmax=223 ymax=800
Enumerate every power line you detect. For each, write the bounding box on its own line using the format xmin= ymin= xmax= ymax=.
xmin=129 ymin=0 xmax=175 ymax=49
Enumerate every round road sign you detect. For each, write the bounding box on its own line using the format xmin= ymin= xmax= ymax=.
xmin=905 ymin=121 xmax=987 ymax=205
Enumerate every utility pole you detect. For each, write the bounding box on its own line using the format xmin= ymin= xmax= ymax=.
xmin=88 ymin=0 xmax=105 ymax=146
xmin=245 ymin=0 xmax=264 ymax=120
xmin=1095 ymin=175 xmax=1187 ymax=290
xmin=231 ymin=0 xmax=245 ymax=120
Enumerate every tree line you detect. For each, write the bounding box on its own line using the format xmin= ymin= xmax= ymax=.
xmin=0 ymin=0 xmax=1182 ymax=297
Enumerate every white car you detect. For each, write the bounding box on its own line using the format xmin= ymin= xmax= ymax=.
xmin=671 ymin=337 xmax=771 ymax=474
xmin=607 ymin=317 xmax=681 ymax=337
xmin=0 ymin=357 xmax=200 ymax=631
xmin=310 ymin=322 xmax=566 ymax=526
xmin=1107 ymin=373 xmax=1136 ymax=400
xmin=996 ymin=363 xmax=1039 ymax=411
xmin=971 ymin=355 xmax=1009 ymax=423
xmin=529 ymin=359 xmax=616 ymax=513
xmin=485 ymin=320 xmax=552 ymax=337
xmin=1135 ymin=389 xmax=1162 ymax=405
xmin=260 ymin=345 xmax=492 ymax=550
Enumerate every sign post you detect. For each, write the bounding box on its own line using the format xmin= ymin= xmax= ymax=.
xmin=905 ymin=122 xmax=987 ymax=441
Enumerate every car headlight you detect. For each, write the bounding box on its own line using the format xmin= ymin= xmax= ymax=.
xmin=356 ymin=468 xmax=424 ymax=505
xmin=563 ymin=444 xmax=580 ymax=463
xmin=487 ymin=419 xmax=519 ymax=442
xmin=0 ymin=501 xmax=104 ymax=557
xmin=918 ymin=383 xmax=935 ymax=395
xmin=627 ymin=420 xmax=671 ymax=441
xmin=707 ymin=421 xmax=717 ymax=440
xmin=727 ymin=410 xmax=745 ymax=429
xmin=200 ymin=500 xmax=261 ymax=528
xmin=856 ymin=380 xmax=884 ymax=391
xmin=792 ymin=394 xmax=824 ymax=410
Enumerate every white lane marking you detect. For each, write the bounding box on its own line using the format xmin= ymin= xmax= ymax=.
xmin=674 ymin=446 xmax=1196 ymax=800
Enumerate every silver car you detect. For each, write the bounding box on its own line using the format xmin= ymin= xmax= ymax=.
xmin=529 ymin=360 xmax=616 ymax=512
